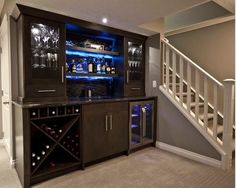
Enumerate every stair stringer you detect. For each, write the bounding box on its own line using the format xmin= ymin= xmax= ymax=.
xmin=159 ymin=85 xmax=226 ymax=164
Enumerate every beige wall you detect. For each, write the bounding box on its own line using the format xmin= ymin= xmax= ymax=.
xmin=167 ymin=20 xmax=235 ymax=83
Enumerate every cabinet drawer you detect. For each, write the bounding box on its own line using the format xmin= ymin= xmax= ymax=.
xmin=26 ymin=84 xmax=65 ymax=98
xmin=124 ymin=85 xmax=145 ymax=97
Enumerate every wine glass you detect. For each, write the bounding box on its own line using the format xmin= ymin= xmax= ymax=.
xmin=31 ymin=25 xmax=41 ymax=48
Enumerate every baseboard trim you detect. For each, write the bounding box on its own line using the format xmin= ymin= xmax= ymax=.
xmin=10 ymin=157 xmax=16 ymax=169
xmin=156 ymin=141 xmax=222 ymax=168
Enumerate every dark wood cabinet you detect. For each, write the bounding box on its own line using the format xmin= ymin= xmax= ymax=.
xmin=82 ymin=102 xmax=128 ymax=163
xmin=17 ymin=15 xmax=66 ymax=101
xmin=124 ymin=37 xmax=145 ymax=97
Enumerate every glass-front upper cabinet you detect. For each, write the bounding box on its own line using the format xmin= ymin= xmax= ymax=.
xmin=23 ymin=16 xmax=66 ymax=99
xmin=124 ymin=38 xmax=145 ymax=97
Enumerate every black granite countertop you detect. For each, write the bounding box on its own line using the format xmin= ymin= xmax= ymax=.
xmin=12 ymin=96 xmax=157 ymax=108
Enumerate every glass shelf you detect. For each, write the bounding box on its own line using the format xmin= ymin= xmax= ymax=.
xmin=66 ymin=72 xmax=118 ymax=78
xmin=66 ymin=46 xmax=119 ymax=56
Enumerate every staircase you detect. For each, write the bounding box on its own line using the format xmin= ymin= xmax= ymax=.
xmin=160 ymin=38 xmax=235 ymax=170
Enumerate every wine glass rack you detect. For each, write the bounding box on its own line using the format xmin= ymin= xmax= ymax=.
xmin=29 ymin=105 xmax=81 ymax=181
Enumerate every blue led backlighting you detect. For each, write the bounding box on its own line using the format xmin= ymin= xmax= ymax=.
xmin=66 ymin=75 xmax=113 ymax=80
xmin=66 ymin=50 xmax=113 ymax=59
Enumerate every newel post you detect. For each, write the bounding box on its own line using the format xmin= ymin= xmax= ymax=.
xmin=222 ymin=79 xmax=235 ymax=170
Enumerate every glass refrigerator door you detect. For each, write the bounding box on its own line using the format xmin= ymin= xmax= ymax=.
xmin=31 ymin=23 xmax=61 ymax=80
xmin=142 ymin=102 xmax=154 ymax=143
xmin=130 ymin=104 xmax=142 ymax=147
xmin=127 ymin=41 xmax=143 ymax=82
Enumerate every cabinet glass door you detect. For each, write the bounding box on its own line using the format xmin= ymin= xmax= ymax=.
xmin=127 ymin=41 xmax=143 ymax=82
xmin=30 ymin=22 xmax=61 ymax=81
xmin=130 ymin=104 xmax=142 ymax=148
xmin=142 ymin=102 xmax=154 ymax=143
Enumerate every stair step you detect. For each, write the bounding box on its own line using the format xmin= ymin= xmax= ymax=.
xmin=176 ymin=92 xmax=194 ymax=97
xmin=199 ymin=113 xmax=214 ymax=121
xmin=190 ymin=102 xmax=204 ymax=108
xmin=169 ymin=83 xmax=180 ymax=86
xmin=208 ymin=124 xmax=224 ymax=134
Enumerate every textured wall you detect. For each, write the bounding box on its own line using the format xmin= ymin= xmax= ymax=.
xmin=145 ymin=34 xmax=221 ymax=160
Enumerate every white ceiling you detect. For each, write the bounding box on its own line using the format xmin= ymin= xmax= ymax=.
xmin=17 ymin=0 xmax=208 ymax=36
xmin=0 ymin=0 xmax=4 ymax=14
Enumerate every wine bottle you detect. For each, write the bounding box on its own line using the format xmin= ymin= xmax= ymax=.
xmin=32 ymin=162 xmax=36 ymax=167
xmin=41 ymin=151 xmax=46 ymax=156
xmin=36 ymin=156 xmax=41 ymax=161
xmin=32 ymin=153 xmax=36 ymax=158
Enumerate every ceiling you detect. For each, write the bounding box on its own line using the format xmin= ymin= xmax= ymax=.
xmin=17 ymin=0 xmax=209 ymax=36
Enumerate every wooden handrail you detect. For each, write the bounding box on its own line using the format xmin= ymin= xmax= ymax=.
xmin=161 ymin=38 xmax=223 ymax=87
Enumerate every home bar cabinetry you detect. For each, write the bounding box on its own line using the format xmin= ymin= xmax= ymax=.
xmin=13 ymin=4 xmax=158 ymax=188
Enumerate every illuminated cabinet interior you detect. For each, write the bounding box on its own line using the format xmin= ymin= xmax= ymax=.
xmin=65 ymin=24 xmax=125 ymax=98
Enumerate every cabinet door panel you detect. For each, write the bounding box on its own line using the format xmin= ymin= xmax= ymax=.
xmin=124 ymin=37 xmax=145 ymax=97
xmin=108 ymin=102 xmax=128 ymax=154
xmin=82 ymin=103 xmax=110 ymax=163
xmin=23 ymin=15 xmax=66 ymax=98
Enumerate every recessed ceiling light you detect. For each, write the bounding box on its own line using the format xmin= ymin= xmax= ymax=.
xmin=102 ymin=18 xmax=108 ymax=24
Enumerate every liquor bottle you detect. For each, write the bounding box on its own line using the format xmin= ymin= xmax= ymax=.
xmin=96 ymin=58 xmax=101 ymax=73
xmin=101 ymin=57 xmax=106 ymax=74
xmin=72 ymin=59 xmax=77 ymax=73
xmin=105 ymin=62 xmax=111 ymax=74
xmin=66 ymin=62 xmax=69 ymax=72
xmin=88 ymin=58 xmax=93 ymax=73
xmin=111 ymin=67 xmax=116 ymax=74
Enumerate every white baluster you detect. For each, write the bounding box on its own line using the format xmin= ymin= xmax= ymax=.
xmin=187 ymin=63 xmax=191 ymax=112
xmin=195 ymin=70 xmax=200 ymax=121
xmin=179 ymin=57 xmax=184 ymax=104
xmin=162 ymin=42 xmax=165 ymax=85
xmin=222 ymin=79 xmax=235 ymax=169
xmin=165 ymin=46 xmax=170 ymax=91
xmin=172 ymin=52 xmax=176 ymax=96
xmin=213 ymin=84 xmax=218 ymax=140
xmin=203 ymin=76 xmax=208 ymax=129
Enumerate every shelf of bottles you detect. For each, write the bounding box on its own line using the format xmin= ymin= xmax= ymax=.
xmin=30 ymin=105 xmax=80 ymax=177
xmin=128 ymin=41 xmax=143 ymax=81
xmin=31 ymin=23 xmax=60 ymax=79
xmin=65 ymin=39 xmax=118 ymax=79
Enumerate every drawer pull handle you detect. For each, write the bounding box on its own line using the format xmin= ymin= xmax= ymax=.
xmin=37 ymin=90 xmax=56 ymax=93
xmin=105 ymin=115 xmax=108 ymax=131
xmin=110 ymin=114 xmax=113 ymax=130
xmin=131 ymin=87 xmax=141 ymax=90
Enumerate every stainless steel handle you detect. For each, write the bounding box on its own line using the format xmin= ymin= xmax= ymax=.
xmin=37 ymin=90 xmax=56 ymax=93
xmin=126 ymin=70 xmax=129 ymax=84
xmin=3 ymin=102 xmax=9 ymax=104
xmin=109 ymin=114 xmax=113 ymax=130
xmin=105 ymin=115 xmax=108 ymax=131
xmin=131 ymin=87 xmax=141 ymax=90
xmin=62 ymin=66 xmax=64 ymax=83
xmin=142 ymin=107 xmax=146 ymax=137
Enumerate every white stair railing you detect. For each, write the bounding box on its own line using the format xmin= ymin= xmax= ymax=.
xmin=160 ymin=38 xmax=235 ymax=169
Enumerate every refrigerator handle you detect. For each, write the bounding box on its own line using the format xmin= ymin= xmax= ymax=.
xmin=142 ymin=107 xmax=146 ymax=137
